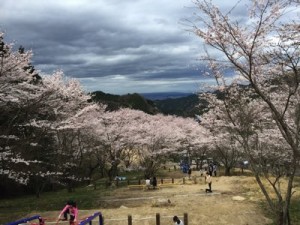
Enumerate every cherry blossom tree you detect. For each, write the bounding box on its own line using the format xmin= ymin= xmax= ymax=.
xmin=87 ymin=108 xmax=148 ymax=182
xmin=191 ymin=0 xmax=300 ymax=224
xmin=134 ymin=114 xmax=178 ymax=178
xmin=0 ymin=33 xmax=105 ymax=196
xmin=0 ymin=33 xmax=55 ymax=194
xmin=85 ymin=106 xmax=211 ymax=181
xmin=164 ymin=115 xmax=213 ymax=169
xmin=41 ymin=73 xmax=106 ymax=192
xmin=134 ymin=113 xmax=212 ymax=177
xmin=200 ymin=85 xmax=272 ymax=175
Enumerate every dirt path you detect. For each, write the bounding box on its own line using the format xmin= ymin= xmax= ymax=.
xmin=40 ymin=176 xmax=274 ymax=225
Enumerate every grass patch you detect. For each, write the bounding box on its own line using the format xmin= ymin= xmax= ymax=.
xmin=252 ymin=176 xmax=300 ymax=225
xmin=0 ymin=168 xmax=183 ymax=223
xmin=260 ymin=198 xmax=300 ymax=225
xmin=0 ymin=185 xmax=113 ymax=224
xmin=290 ymin=197 xmax=300 ymax=224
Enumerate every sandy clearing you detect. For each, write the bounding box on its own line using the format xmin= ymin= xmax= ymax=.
xmin=39 ymin=176 xmax=275 ymax=225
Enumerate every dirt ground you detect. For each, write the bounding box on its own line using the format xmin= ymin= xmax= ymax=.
xmin=38 ymin=175 xmax=287 ymax=225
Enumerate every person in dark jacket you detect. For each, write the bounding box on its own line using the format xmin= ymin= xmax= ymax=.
xmin=152 ymin=176 xmax=157 ymax=189
xmin=173 ymin=215 xmax=184 ymax=225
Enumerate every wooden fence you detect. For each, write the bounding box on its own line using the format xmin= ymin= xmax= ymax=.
xmin=91 ymin=176 xmax=203 ymax=190
xmin=127 ymin=213 xmax=188 ymax=225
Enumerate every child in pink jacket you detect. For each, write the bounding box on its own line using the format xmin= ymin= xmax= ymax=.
xmin=58 ymin=200 xmax=78 ymax=224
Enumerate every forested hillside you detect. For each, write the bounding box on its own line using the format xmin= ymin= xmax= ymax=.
xmin=91 ymin=91 xmax=159 ymax=115
xmin=153 ymin=94 xmax=208 ymax=117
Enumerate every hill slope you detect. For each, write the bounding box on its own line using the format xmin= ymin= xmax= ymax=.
xmin=153 ymin=94 xmax=208 ymax=117
xmin=91 ymin=91 xmax=159 ymax=115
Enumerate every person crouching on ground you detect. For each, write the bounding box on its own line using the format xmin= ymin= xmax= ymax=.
xmin=173 ymin=215 xmax=184 ymax=225
xmin=205 ymin=171 xmax=213 ymax=193
xmin=58 ymin=200 xmax=78 ymax=225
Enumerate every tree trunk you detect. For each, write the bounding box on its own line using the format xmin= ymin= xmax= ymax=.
xmin=224 ymin=166 xmax=231 ymax=176
xmin=108 ymin=163 xmax=119 ymax=183
xmin=277 ymin=209 xmax=290 ymax=225
xmin=67 ymin=180 xmax=74 ymax=193
xmin=35 ymin=190 xmax=40 ymax=198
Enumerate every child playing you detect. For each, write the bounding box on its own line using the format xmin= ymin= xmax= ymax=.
xmin=205 ymin=171 xmax=212 ymax=193
xmin=58 ymin=200 xmax=78 ymax=225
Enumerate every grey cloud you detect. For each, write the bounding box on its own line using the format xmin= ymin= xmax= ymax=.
xmin=0 ymin=0 xmax=242 ymax=94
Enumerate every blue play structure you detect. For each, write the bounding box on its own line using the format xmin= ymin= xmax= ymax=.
xmin=5 ymin=212 xmax=103 ymax=225
xmin=5 ymin=215 xmax=42 ymax=225
xmin=79 ymin=212 xmax=103 ymax=225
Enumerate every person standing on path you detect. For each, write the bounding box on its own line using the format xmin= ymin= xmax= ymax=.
xmin=208 ymin=162 xmax=213 ymax=176
xmin=145 ymin=177 xmax=151 ymax=189
xmin=213 ymin=163 xmax=217 ymax=176
xmin=205 ymin=171 xmax=212 ymax=193
xmin=152 ymin=176 xmax=157 ymax=189
xmin=188 ymin=167 xmax=192 ymax=179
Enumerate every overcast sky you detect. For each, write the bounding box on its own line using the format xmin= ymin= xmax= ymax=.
xmin=1 ymin=0 xmax=242 ymax=95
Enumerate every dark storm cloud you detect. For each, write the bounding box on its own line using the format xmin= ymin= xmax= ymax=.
xmin=0 ymin=0 xmax=247 ymax=94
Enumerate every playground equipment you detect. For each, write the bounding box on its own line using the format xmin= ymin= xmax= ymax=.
xmin=5 ymin=215 xmax=43 ymax=225
xmin=5 ymin=212 xmax=103 ymax=225
xmin=79 ymin=212 xmax=103 ymax=225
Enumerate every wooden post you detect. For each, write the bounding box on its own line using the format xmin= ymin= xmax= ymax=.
xmin=156 ymin=213 xmax=160 ymax=225
xmin=161 ymin=178 xmax=163 ymax=184
xmin=128 ymin=215 xmax=132 ymax=225
xmin=172 ymin=178 xmax=174 ymax=183
xmin=183 ymin=177 xmax=185 ymax=184
xmin=138 ymin=179 xmax=141 ymax=185
xmin=184 ymin=213 xmax=188 ymax=225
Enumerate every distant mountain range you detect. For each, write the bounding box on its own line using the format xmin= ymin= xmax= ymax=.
xmin=91 ymin=91 xmax=208 ymax=117
xmin=139 ymin=92 xmax=194 ymax=100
